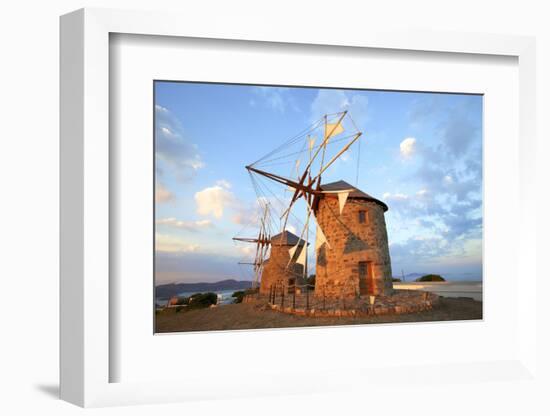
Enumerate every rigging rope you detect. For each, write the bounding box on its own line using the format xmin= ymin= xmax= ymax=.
xmin=250 ymin=111 xmax=346 ymax=166
xmin=250 ymin=117 xmax=324 ymax=166
xmin=254 ymin=134 xmax=357 ymax=167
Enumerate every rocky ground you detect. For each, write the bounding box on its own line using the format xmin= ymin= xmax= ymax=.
xmin=155 ymin=296 xmax=482 ymax=333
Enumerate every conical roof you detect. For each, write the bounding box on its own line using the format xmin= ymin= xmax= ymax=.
xmin=320 ymin=180 xmax=388 ymax=212
xmin=270 ymin=230 xmax=308 ymax=246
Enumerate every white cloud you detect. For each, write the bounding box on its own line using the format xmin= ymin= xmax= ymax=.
xmin=383 ymin=192 xmax=409 ymax=201
xmin=231 ymin=206 xmax=260 ymax=226
xmin=400 ymin=137 xmax=417 ymax=158
xmin=155 ymin=233 xmax=200 ymax=253
xmin=195 ymin=185 xmax=236 ymax=219
xmin=253 ymin=87 xmax=298 ymax=113
xmin=383 ymin=190 xmax=431 ymax=220
xmin=231 ymin=196 xmax=281 ymax=227
xmin=155 ymin=105 xmax=204 ymax=181
xmin=340 ymin=152 xmax=351 ymax=162
xmin=155 ymin=104 xmax=168 ymax=113
xmin=239 ymin=246 xmax=255 ymax=256
xmin=193 ymin=182 xmax=275 ymax=227
xmin=216 ymin=179 xmax=232 ymax=189
xmin=156 ymin=217 xmax=213 ymax=232
xmin=285 ymin=224 xmax=297 ymax=235
xmin=155 ymin=183 xmax=175 ymax=204
xmin=310 ymin=90 xmax=369 ymax=127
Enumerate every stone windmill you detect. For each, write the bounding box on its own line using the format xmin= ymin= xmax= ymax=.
xmin=232 ymin=205 xmax=309 ymax=295
xmin=313 ymin=180 xmax=393 ymax=297
xmin=260 ymin=230 xmax=308 ymax=295
xmin=245 ymin=111 xmax=393 ymax=299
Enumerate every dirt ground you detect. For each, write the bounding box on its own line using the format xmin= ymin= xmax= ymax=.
xmin=155 ymin=296 xmax=482 ymax=333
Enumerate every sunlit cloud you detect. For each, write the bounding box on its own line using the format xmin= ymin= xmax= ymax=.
xmin=195 ymin=184 xmax=236 ymax=219
xmin=399 ymin=137 xmax=417 ymax=158
xmin=155 ymin=233 xmax=200 ymax=253
xmin=155 ymin=182 xmax=175 ymax=204
xmin=156 ymin=217 xmax=213 ymax=232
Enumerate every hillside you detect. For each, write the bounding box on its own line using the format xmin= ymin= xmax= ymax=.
xmin=156 ymin=279 xmax=253 ymax=299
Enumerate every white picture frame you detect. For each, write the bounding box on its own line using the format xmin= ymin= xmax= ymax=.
xmin=60 ymin=7 xmax=539 ymax=408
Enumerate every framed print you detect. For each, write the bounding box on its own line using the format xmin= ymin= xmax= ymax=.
xmin=152 ymin=81 xmax=483 ymax=334
xmin=60 ymin=7 xmax=539 ymax=408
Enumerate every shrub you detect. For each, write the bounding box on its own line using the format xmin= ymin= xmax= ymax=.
xmin=175 ymin=306 xmax=185 ymax=313
xmin=188 ymin=292 xmax=218 ymax=308
xmin=415 ymin=274 xmax=446 ymax=282
xmin=232 ymin=290 xmax=246 ymax=303
xmin=392 ymin=278 xmax=402 ymax=282
xmin=175 ymin=296 xmax=190 ymax=305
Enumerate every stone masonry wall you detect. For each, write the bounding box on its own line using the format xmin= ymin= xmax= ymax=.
xmin=315 ymin=197 xmax=393 ymax=298
xmin=260 ymin=245 xmax=304 ymax=295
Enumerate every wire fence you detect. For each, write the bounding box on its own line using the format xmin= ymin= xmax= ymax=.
xmin=239 ymin=275 xmax=441 ymax=318
xmin=266 ymin=280 xmax=374 ymax=312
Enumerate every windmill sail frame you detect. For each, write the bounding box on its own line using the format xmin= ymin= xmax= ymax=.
xmin=244 ymin=111 xmax=364 ymax=287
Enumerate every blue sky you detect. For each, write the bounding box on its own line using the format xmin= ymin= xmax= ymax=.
xmin=155 ymin=82 xmax=483 ymax=284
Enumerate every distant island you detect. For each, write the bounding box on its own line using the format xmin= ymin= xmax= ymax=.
xmin=392 ymin=272 xmax=426 ymax=281
xmin=415 ymin=274 xmax=446 ymax=282
xmin=156 ymin=279 xmax=253 ymax=299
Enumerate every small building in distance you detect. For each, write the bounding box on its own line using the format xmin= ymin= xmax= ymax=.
xmin=167 ymin=296 xmax=180 ymax=307
xmin=314 ymin=180 xmax=393 ymax=298
xmin=260 ymin=230 xmax=308 ymax=296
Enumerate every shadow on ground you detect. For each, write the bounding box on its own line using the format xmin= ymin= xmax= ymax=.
xmin=35 ymin=384 xmax=59 ymax=399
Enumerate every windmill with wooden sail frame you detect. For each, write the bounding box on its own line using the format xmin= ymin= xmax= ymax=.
xmin=232 ymin=204 xmax=271 ymax=290
xmin=245 ymin=110 xmax=394 ymax=300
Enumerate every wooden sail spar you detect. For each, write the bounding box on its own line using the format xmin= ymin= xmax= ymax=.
xmin=232 ymin=204 xmax=271 ymax=288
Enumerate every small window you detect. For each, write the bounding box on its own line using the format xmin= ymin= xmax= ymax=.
xmin=359 ymin=210 xmax=367 ymax=223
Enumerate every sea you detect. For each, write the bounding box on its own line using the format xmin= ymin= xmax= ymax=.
xmin=156 ymin=289 xmax=237 ymax=307
xmin=393 ymin=281 xmax=483 ymax=301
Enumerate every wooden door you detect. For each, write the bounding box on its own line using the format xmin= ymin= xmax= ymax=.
xmin=358 ymin=261 xmax=374 ymax=295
